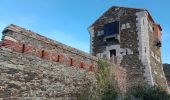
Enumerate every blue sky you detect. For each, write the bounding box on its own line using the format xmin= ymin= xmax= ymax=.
xmin=0 ymin=0 xmax=169 ymax=63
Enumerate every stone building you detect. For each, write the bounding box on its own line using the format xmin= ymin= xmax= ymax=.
xmin=0 ymin=6 xmax=169 ymax=99
xmin=0 ymin=24 xmax=126 ymax=99
xmin=88 ymin=6 xmax=168 ymax=89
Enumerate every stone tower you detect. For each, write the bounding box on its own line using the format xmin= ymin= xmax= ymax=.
xmin=88 ymin=6 xmax=168 ymax=89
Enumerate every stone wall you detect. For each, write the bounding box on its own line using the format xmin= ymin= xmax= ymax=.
xmin=0 ymin=24 xmax=127 ymax=99
xmin=0 ymin=24 xmax=99 ymax=99
xmin=136 ymin=11 xmax=154 ymax=85
xmin=0 ymin=47 xmax=97 ymax=99
xmin=2 ymin=24 xmax=98 ymax=70
xmin=88 ymin=6 xmax=168 ymax=91
xmin=163 ymin=64 xmax=170 ymax=88
xmin=114 ymin=65 xmax=127 ymax=93
xmin=148 ymin=22 xmax=168 ymax=89
xmin=89 ymin=6 xmax=145 ymax=89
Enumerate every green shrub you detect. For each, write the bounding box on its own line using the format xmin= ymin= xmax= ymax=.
xmin=128 ymin=85 xmax=170 ymax=100
xmin=97 ymin=60 xmax=118 ymax=100
xmin=101 ymin=84 xmax=118 ymax=100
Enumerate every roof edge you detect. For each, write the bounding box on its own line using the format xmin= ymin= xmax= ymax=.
xmin=88 ymin=6 xmax=146 ymax=29
xmin=88 ymin=6 xmax=162 ymax=32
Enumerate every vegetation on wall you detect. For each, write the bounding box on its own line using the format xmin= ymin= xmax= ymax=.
xmin=96 ymin=60 xmax=118 ymax=100
xmin=77 ymin=61 xmax=170 ymax=100
xmin=127 ymin=84 xmax=170 ymax=100
xmin=77 ymin=60 xmax=118 ymax=100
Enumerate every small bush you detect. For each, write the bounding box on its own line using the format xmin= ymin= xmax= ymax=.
xmin=97 ymin=60 xmax=118 ymax=100
xmin=101 ymin=84 xmax=118 ymax=100
xmin=128 ymin=85 xmax=170 ymax=100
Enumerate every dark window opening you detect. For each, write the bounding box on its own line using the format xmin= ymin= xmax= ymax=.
xmin=145 ymin=47 xmax=146 ymax=53
xmin=57 ymin=55 xmax=60 ymax=62
xmin=153 ymin=27 xmax=154 ymax=31
xmin=105 ymin=37 xmax=119 ymax=44
xmin=22 ymin=44 xmax=25 ymax=53
xmin=80 ymin=62 xmax=84 ymax=68
xmin=156 ymin=41 xmax=162 ymax=47
xmin=110 ymin=49 xmax=116 ymax=57
xmin=70 ymin=58 xmax=73 ymax=66
xmin=126 ymin=49 xmax=128 ymax=55
xmin=106 ymin=37 xmax=115 ymax=42
xmin=41 ymin=50 xmax=44 ymax=58
xmin=103 ymin=21 xmax=119 ymax=36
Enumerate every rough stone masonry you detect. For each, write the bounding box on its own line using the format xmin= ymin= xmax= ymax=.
xmin=0 ymin=24 xmax=98 ymax=99
xmin=0 ymin=24 xmax=126 ymax=99
xmin=0 ymin=6 xmax=168 ymax=99
xmin=88 ymin=6 xmax=168 ymax=90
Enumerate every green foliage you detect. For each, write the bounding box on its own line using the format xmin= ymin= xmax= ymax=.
xmin=97 ymin=60 xmax=118 ymax=100
xmin=97 ymin=60 xmax=109 ymax=88
xmin=128 ymin=85 xmax=170 ymax=100
xmin=77 ymin=60 xmax=119 ymax=100
xmin=101 ymin=84 xmax=118 ymax=100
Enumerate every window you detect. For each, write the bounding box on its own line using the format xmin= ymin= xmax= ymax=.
xmin=106 ymin=37 xmax=116 ymax=42
xmin=80 ymin=62 xmax=84 ymax=68
xmin=156 ymin=40 xmax=162 ymax=47
xmin=152 ymin=27 xmax=154 ymax=31
xmin=70 ymin=58 xmax=73 ymax=66
xmin=97 ymin=30 xmax=104 ymax=36
xmin=110 ymin=49 xmax=116 ymax=57
xmin=41 ymin=50 xmax=45 ymax=58
xmin=22 ymin=44 xmax=25 ymax=53
xmin=57 ymin=55 xmax=60 ymax=62
xmin=103 ymin=21 xmax=119 ymax=36
xmin=105 ymin=36 xmax=119 ymax=44
xmin=126 ymin=49 xmax=128 ymax=55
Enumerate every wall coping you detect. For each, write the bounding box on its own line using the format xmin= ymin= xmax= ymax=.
xmin=2 ymin=24 xmax=98 ymax=61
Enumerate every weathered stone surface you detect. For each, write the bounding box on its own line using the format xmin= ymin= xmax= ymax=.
xmin=0 ymin=47 xmax=97 ymax=99
xmin=0 ymin=24 xmax=128 ymax=99
xmin=89 ymin=6 xmax=145 ymax=89
xmin=4 ymin=6 xmax=167 ymax=99
xmin=88 ymin=6 xmax=168 ymax=91
xmin=163 ymin=64 xmax=170 ymax=88
xmin=0 ymin=25 xmax=101 ymax=99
